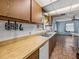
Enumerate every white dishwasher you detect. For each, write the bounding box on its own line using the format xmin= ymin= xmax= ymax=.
xmin=39 ymin=41 xmax=49 ymax=59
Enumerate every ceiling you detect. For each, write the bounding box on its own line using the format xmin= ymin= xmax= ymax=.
xmin=35 ymin=0 xmax=57 ymax=7
xmin=43 ymin=0 xmax=79 ymax=11
xmin=36 ymin=0 xmax=79 ymax=16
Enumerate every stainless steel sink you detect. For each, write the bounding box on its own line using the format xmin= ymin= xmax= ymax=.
xmin=40 ymin=33 xmax=51 ymax=37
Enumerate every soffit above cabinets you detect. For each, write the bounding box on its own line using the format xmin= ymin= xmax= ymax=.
xmin=35 ymin=0 xmax=57 ymax=7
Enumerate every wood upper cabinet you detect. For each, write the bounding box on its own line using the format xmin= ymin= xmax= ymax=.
xmin=48 ymin=16 xmax=52 ymax=25
xmin=32 ymin=0 xmax=42 ymax=23
xmin=8 ymin=0 xmax=30 ymax=21
xmin=0 ymin=0 xmax=9 ymax=16
xmin=0 ymin=0 xmax=42 ymax=23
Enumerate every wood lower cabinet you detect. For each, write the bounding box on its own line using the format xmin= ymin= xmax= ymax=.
xmin=32 ymin=0 xmax=42 ymax=24
xmin=49 ymin=34 xmax=57 ymax=58
xmin=26 ymin=50 xmax=39 ymax=59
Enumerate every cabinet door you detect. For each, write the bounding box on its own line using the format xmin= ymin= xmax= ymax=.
xmin=49 ymin=37 xmax=54 ymax=57
xmin=0 ymin=0 xmax=9 ymax=16
xmin=49 ymin=34 xmax=57 ymax=58
xmin=48 ymin=16 xmax=52 ymax=25
xmin=32 ymin=0 xmax=42 ymax=23
xmin=8 ymin=0 xmax=30 ymax=21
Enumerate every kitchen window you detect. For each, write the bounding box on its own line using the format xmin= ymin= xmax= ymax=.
xmin=65 ymin=23 xmax=74 ymax=32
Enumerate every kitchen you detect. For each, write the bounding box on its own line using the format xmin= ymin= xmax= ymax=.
xmin=0 ymin=0 xmax=79 ymax=59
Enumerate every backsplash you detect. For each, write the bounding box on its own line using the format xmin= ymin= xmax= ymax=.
xmin=0 ymin=20 xmax=39 ymax=41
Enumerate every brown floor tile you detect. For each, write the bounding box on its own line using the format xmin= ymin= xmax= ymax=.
xmin=50 ymin=35 xmax=77 ymax=59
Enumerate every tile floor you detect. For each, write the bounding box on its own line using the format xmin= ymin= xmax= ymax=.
xmin=50 ymin=35 xmax=77 ymax=59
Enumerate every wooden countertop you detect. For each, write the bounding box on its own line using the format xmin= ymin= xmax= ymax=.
xmin=0 ymin=35 xmax=48 ymax=59
xmin=0 ymin=32 xmax=56 ymax=59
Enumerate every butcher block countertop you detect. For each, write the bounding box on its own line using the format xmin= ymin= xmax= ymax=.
xmin=0 ymin=32 xmax=56 ymax=59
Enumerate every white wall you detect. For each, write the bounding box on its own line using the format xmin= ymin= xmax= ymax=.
xmin=53 ymin=14 xmax=79 ymax=22
xmin=53 ymin=15 xmax=72 ymax=22
xmin=0 ymin=20 xmax=39 ymax=41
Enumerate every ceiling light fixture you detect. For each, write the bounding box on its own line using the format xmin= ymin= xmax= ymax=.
xmin=35 ymin=0 xmax=57 ymax=7
xmin=47 ymin=3 xmax=79 ymax=15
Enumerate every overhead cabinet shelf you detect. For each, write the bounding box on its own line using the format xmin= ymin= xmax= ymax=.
xmin=0 ymin=0 xmax=42 ymax=24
